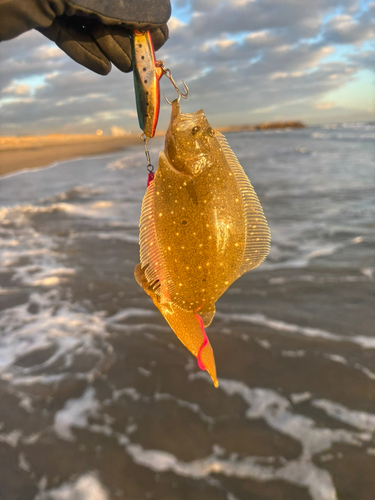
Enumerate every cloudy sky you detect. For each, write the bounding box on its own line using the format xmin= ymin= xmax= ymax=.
xmin=0 ymin=0 xmax=374 ymax=136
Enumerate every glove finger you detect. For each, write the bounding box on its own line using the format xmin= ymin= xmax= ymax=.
xmin=90 ymin=24 xmax=132 ymax=73
xmin=150 ymin=24 xmax=169 ymax=52
xmin=38 ymin=15 xmax=111 ymax=75
xmin=90 ymin=23 xmax=169 ymax=74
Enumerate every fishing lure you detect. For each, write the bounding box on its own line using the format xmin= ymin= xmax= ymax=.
xmin=131 ymin=30 xmax=163 ymax=140
xmin=135 ymin=100 xmax=271 ymax=387
xmin=131 ymin=30 xmax=188 ymax=140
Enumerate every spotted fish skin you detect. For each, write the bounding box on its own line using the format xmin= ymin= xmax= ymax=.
xmin=135 ymin=100 xmax=270 ymax=386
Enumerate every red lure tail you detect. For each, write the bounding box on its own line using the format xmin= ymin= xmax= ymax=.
xmin=196 ymin=314 xmax=209 ymax=370
xmin=147 ymin=171 xmax=155 ymax=187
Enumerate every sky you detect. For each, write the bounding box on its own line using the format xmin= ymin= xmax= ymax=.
xmin=0 ymin=0 xmax=374 ymax=136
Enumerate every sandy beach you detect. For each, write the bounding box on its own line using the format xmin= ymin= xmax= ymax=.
xmin=0 ymin=134 xmax=141 ymax=177
xmin=0 ymin=123 xmax=305 ymax=178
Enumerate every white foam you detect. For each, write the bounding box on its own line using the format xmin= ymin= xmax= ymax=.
xmin=261 ymin=231 xmax=357 ymax=271
xmin=219 ymin=379 xmax=361 ymax=453
xmin=281 ymin=350 xmax=306 ymax=357
xmin=268 ymin=277 xmax=286 ymax=284
xmin=37 ymin=267 xmax=76 ymax=277
xmin=22 ymin=432 xmax=41 ymax=445
xmin=96 ymin=231 xmax=139 ymax=243
xmin=106 ymin=308 xmax=156 ymax=324
xmin=217 ymin=312 xmax=375 ymax=349
xmin=354 ymin=363 xmax=375 ymax=380
xmin=35 ymin=472 xmax=109 ymax=500
xmin=0 ymin=200 xmax=121 ymax=230
xmin=255 ymin=338 xmax=271 ymax=349
xmin=0 ymin=205 xmax=120 ymax=387
xmin=154 ymin=393 xmax=214 ymax=425
xmin=0 ymin=291 xmax=113 ymax=385
xmin=138 ymin=367 xmax=152 ymax=377
xmin=18 ymin=452 xmax=31 ymax=472
xmin=352 ymin=337 xmax=375 ymax=349
xmin=218 ymin=312 xmax=339 ymax=340
xmin=313 ymin=399 xmax=375 ymax=433
xmin=325 ymin=354 xmax=347 ymax=365
xmin=361 ymin=268 xmax=374 ymax=280
xmin=0 ymin=429 xmax=22 ymax=447
xmin=291 ymin=392 xmax=312 ymax=404
xmin=54 ymin=387 xmax=99 ymax=442
xmin=307 ymin=245 xmax=340 ymax=260
xmin=42 ymin=185 xmax=104 ymax=204
xmin=118 ymin=375 xmax=375 ymax=500
xmin=126 ymin=441 xmax=338 ymax=500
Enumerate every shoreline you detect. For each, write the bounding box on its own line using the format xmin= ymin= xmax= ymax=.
xmin=0 ymin=122 xmax=306 ymax=178
xmin=0 ymin=135 xmax=141 ymax=178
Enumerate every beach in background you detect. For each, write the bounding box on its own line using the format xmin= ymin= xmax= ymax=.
xmin=0 ymin=121 xmax=302 ymax=178
xmin=0 ymin=134 xmax=142 ymax=177
xmin=0 ymin=123 xmax=375 ymax=500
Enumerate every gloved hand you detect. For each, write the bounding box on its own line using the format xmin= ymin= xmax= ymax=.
xmin=0 ymin=0 xmax=170 ymax=74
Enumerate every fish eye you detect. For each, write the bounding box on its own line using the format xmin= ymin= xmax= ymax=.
xmin=207 ymin=127 xmax=215 ymax=137
xmin=192 ymin=126 xmax=200 ymax=135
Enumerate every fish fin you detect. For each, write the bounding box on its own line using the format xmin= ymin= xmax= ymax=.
xmin=216 ymin=132 xmax=271 ymax=276
xmin=139 ymin=180 xmax=174 ymax=304
xmin=197 ymin=305 xmax=216 ymax=327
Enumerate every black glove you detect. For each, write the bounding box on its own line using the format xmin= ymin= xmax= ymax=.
xmin=0 ymin=0 xmax=170 ymax=74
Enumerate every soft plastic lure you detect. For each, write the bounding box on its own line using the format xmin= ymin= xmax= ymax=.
xmin=135 ymin=100 xmax=271 ymax=387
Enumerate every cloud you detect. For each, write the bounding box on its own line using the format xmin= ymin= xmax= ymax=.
xmin=168 ymin=17 xmax=188 ymax=32
xmin=3 ymin=82 xmax=31 ymax=95
xmin=34 ymin=44 xmax=66 ymax=60
xmin=188 ymin=0 xmax=353 ymax=39
xmin=0 ymin=0 xmax=373 ymax=134
xmin=323 ymin=14 xmax=375 ymax=44
xmin=314 ymin=101 xmax=335 ymax=109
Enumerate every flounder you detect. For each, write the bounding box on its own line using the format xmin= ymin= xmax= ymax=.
xmin=135 ymin=100 xmax=270 ymax=387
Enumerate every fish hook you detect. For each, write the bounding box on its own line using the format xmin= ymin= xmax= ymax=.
xmin=156 ymin=61 xmax=189 ymax=104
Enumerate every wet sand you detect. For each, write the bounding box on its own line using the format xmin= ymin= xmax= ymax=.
xmin=0 ymin=134 xmax=140 ymax=177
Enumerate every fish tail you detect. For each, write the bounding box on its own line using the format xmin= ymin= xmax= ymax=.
xmin=160 ymin=305 xmax=219 ymax=388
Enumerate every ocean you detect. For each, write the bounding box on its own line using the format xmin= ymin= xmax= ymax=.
xmin=0 ymin=122 xmax=374 ymax=500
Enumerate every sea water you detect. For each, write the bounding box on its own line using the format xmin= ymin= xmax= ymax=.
xmin=0 ymin=123 xmax=374 ymax=500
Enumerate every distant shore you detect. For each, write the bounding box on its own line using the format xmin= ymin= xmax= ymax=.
xmin=0 ymin=134 xmax=140 ymax=178
xmin=0 ymin=122 xmax=306 ymax=178
xmin=217 ymin=121 xmax=306 ymax=133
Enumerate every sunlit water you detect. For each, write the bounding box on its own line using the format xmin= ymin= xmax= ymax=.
xmin=0 ymin=123 xmax=374 ymax=500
